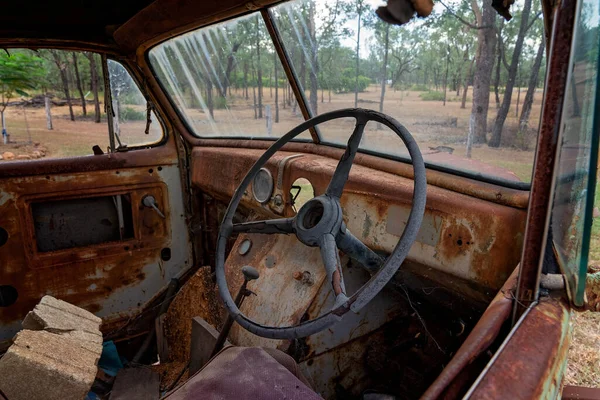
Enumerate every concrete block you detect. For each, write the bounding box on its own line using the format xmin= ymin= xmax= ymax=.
xmin=189 ymin=317 xmax=230 ymax=375
xmin=22 ymin=298 xmax=101 ymax=333
xmin=22 ymin=295 xmax=102 ymax=355
xmin=0 ymin=330 xmax=98 ymax=400
xmin=40 ymin=295 xmax=102 ymax=324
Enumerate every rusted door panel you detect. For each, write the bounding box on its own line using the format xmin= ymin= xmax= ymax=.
xmin=466 ymin=297 xmax=571 ymax=399
xmin=191 ymin=147 xmax=527 ymax=295
xmin=0 ymin=159 xmax=192 ymax=345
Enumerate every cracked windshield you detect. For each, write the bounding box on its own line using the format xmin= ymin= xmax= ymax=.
xmin=150 ymin=0 xmax=545 ymax=184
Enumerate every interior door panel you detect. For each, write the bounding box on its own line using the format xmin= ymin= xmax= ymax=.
xmin=0 ymin=141 xmax=192 ymax=346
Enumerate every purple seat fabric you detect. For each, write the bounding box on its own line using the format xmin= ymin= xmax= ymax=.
xmin=165 ymin=347 xmax=322 ymax=400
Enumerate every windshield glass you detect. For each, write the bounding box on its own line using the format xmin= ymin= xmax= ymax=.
xmin=149 ymin=12 xmax=308 ymax=139
xmin=270 ymin=0 xmax=546 ymax=184
xmin=149 ymin=0 xmax=547 ymax=186
xmin=550 ymin=0 xmax=600 ymax=306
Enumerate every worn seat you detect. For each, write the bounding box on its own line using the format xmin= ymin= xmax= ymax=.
xmin=164 ymin=346 xmax=322 ymax=400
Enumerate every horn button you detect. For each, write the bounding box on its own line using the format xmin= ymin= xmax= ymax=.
xmin=294 ymin=195 xmax=343 ymax=246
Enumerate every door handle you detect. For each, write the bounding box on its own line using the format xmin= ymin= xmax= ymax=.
xmin=142 ymin=195 xmax=165 ymax=219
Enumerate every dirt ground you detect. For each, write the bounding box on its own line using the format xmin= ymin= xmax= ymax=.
xmin=0 ymin=102 xmax=161 ymax=160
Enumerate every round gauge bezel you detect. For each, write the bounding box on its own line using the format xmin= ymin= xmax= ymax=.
xmin=252 ymin=168 xmax=274 ymax=204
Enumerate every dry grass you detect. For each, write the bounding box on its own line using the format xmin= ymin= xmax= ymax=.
xmin=566 ymin=311 xmax=600 ymax=387
xmin=565 ymin=178 xmax=600 ymax=388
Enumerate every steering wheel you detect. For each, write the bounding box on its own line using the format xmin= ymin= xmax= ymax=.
xmin=216 ymin=108 xmax=426 ymax=339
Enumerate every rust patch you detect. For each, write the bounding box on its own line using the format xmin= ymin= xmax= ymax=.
xmin=190 ymin=142 xmax=530 ymax=209
xmin=0 ymin=164 xmax=174 ymax=335
xmin=164 ymin=266 xmax=225 ymax=363
xmin=469 ymin=297 xmax=571 ymax=399
xmin=515 ymin=0 xmax=577 ymax=314
xmin=439 ymin=220 xmax=473 ymax=260
xmin=0 ymin=139 xmax=177 ymax=179
xmin=422 ymin=268 xmax=518 ymax=399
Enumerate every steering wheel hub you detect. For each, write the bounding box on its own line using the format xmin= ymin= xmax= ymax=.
xmin=295 ymin=196 xmax=342 ymax=247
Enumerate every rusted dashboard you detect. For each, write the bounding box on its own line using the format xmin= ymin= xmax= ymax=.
xmin=192 ymin=147 xmax=527 ymax=300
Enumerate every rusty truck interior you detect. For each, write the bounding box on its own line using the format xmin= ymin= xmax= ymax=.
xmin=0 ymin=0 xmax=597 ymax=398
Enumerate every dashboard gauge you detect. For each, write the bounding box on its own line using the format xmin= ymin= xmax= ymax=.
xmin=252 ymin=168 xmax=274 ymax=204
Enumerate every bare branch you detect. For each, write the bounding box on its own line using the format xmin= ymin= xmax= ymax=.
xmin=439 ymin=0 xmax=491 ymax=30
xmin=526 ymin=11 xmax=543 ymax=32
xmin=497 ymin=33 xmax=511 ymax=70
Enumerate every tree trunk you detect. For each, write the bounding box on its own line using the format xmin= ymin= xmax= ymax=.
xmin=45 ymin=95 xmax=53 ymax=130
xmin=518 ymin=37 xmax=545 ymax=134
xmin=256 ymin=16 xmax=263 ymax=119
xmin=299 ymin=50 xmax=306 ymax=90
xmin=274 ymin=52 xmax=279 ymax=123
xmin=516 ymin=67 xmax=521 ymax=117
xmin=462 ymin=57 xmax=475 ymax=109
xmin=308 ymin=1 xmax=318 ymax=114
xmin=253 ymin=85 xmax=258 ymax=119
xmin=221 ymin=43 xmax=241 ymax=98
xmin=354 ymin=4 xmax=362 ymax=108
xmin=378 ymin=24 xmax=390 ymax=130
xmin=469 ymin=0 xmax=496 ymax=145
xmin=570 ymin=71 xmax=581 ymax=117
xmin=1 ymin=109 xmax=6 ymax=144
xmin=71 ymin=52 xmax=87 ymax=116
xmin=489 ymin=0 xmax=533 ymax=147
xmin=86 ymin=52 xmax=101 ymax=123
xmin=443 ymin=45 xmax=450 ymax=106
xmin=206 ymin=79 xmax=214 ymax=119
xmin=51 ymin=51 xmax=75 ymax=121
xmin=270 ymin=67 xmax=273 ymax=98
xmin=493 ymin=21 xmax=504 ymax=109
xmin=243 ymin=62 xmax=249 ymax=100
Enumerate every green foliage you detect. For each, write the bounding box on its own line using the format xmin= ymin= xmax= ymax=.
xmin=410 ymin=84 xmax=429 ymax=91
xmin=0 ymin=52 xmax=45 ymax=109
xmin=120 ymin=107 xmax=146 ymax=121
xmin=419 ymin=91 xmax=446 ymax=101
xmin=333 ymin=69 xmax=370 ymax=93
xmin=214 ymin=96 xmax=228 ymax=109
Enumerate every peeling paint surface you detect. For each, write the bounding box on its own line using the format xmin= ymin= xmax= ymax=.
xmin=0 ymin=162 xmax=192 ymax=343
xmin=192 ymin=147 xmax=527 ymax=294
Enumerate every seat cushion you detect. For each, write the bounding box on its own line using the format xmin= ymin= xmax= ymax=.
xmin=165 ymin=347 xmax=322 ymax=400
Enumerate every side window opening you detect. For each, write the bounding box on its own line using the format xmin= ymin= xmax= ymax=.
xmin=107 ymin=60 xmax=163 ymax=149
xmin=0 ymin=49 xmax=163 ymax=163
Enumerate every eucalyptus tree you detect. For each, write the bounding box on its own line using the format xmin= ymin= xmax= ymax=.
xmin=489 ymin=0 xmax=534 ymax=147
xmin=0 ymin=51 xmax=44 ymax=137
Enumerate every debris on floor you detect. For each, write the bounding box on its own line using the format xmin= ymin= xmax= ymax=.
xmin=152 ymin=360 xmax=188 ymax=392
xmin=163 ymin=266 xmax=225 ymax=363
xmin=110 ymin=367 xmax=160 ymax=400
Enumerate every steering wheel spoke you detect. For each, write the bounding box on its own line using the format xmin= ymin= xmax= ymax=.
xmin=232 ymin=218 xmax=295 ymax=234
xmin=318 ymin=233 xmax=348 ymax=304
xmin=336 ymin=228 xmax=384 ymax=274
xmin=326 ymin=116 xmax=368 ymax=198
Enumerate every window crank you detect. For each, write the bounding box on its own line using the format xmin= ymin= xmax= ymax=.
xmin=142 ymin=195 xmax=165 ymax=218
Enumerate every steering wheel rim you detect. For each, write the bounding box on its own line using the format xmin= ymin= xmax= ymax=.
xmin=215 ymin=108 xmax=427 ymax=340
